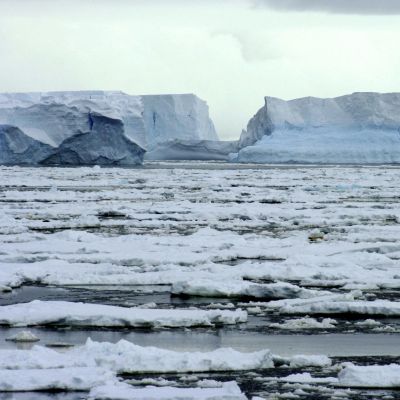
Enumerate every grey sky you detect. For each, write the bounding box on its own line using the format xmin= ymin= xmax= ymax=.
xmin=0 ymin=0 xmax=400 ymax=139
xmin=253 ymin=0 xmax=400 ymax=15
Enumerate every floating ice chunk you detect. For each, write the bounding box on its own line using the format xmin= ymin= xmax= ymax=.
xmin=354 ymin=319 xmax=382 ymax=327
xmin=280 ymin=372 xmax=338 ymax=384
xmin=287 ymin=355 xmax=332 ymax=368
xmin=337 ymin=364 xmax=400 ymax=388
xmin=172 ymin=280 xmax=325 ymax=299
xmin=281 ymin=300 xmax=400 ymax=316
xmin=5 ymin=330 xmax=40 ymax=342
xmin=0 ymin=338 xmax=274 ymax=373
xmin=269 ymin=317 xmax=337 ymax=330
xmin=0 ymin=367 xmax=116 ymax=391
xmin=89 ymin=381 xmax=247 ymax=400
xmin=0 ymin=300 xmax=247 ymax=328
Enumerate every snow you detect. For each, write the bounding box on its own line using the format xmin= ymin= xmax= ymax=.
xmin=269 ymin=317 xmax=337 ymax=330
xmin=281 ymin=300 xmax=400 ymax=316
xmin=1 ymin=165 xmax=400 ymax=308
xmin=0 ymin=300 xmax=247 ymax=328
xmin=172 ymin=280 xmax=325 ymax=299
xmin=235 ymin=92 xmax=400 ymax=164
xmin=0 ymin=91 xmax=219 ymax=165
xmin=89 ymin=381 xmax=247 ymax=400
xmin=1 ymin=164 xmax=400 ymax=397
xmin=5 ymin=330 xmax=40 ymax=342
xmin=286 ymin=355 xmax=332 ymax=368
xmin=0 ymin=367 xmax=116 ymax=391
xmin=0 ymin=338 xmax=274 ymax=373
xmin=280 ymin=372 xmax=337 ymax=384
xmin=338 ymin=364 xmax=400 ymax=388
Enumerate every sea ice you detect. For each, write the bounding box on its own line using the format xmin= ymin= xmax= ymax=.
xmin=0 ymin=300 xmax=247 ymax=328
xmin=88 ymin=381 xmax=247 ymax=400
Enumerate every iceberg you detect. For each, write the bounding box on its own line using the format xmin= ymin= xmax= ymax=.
xmin=0 ymin=124 xmax=53 ymax=165
xmin=0 ymin=91 xmax=220 ymax=165
xmin=41 ymin=113 xmax=145 ymax=166
xmin=141 ymin=94 xmax=218 ymax=147
xmin=234 ymin=92 xmax=400 ymax=164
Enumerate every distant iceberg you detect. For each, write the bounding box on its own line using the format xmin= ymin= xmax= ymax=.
xmin=0 ymin=91 xmax=220 ymax=165
xmin=233 ymin=92 xmax=400 ymax=164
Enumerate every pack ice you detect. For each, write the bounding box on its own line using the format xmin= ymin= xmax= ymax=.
xmin=0 ymin=91 xmax=222 ymax=165
xmin=233 ymin=92 xmax=400 ymax=164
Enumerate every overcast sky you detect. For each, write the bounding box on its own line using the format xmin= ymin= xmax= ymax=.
xmin=1 ymin=0 xmax=399 ymax=139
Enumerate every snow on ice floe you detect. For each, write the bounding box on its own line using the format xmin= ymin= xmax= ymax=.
xmin=0 ymin=338 xmax=275 ymax=373
xmin=88 ymin=381 xmax=246 ymax=400
xmin=5 ymin=330 xmax=40 ymax=342
xmin=269 ymin=317 xmax=337 ymax=330
xmin=280 ymin=372 xmax=337 ymax=384
xmin=1 ymin=165 xmax=400 ymax=332
xmin=280 ymin=299 xmax=400 ymax=316
xmin=0 ymin=338 xmax=333 ymax=379
xmin=337 ymin=364 xmax=400 ymax=388
xmin=234 ymin=92 xmax=400 ymax=164
xmin=172 ymin=280 xmax=327 ymax=299
xmin=0 ymin=367 xmax=116 ymax=391
xmin=0 ymin=300 xmax=247 ymax=328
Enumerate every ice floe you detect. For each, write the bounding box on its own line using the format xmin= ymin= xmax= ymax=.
xmin=0 ymin=300 xmax=247 ymax=328
xmin=0 ymin=367 xmax=116 ymax=391
xmin=172 ymin=280 xmax=325 ymax=299
xmin=88 ymin=381 xmax=247 ymax=400
xmin=337 ymin=364 xmax=400 ymax=388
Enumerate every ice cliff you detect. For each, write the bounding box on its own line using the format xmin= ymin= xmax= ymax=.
xmin=234 ymin=92 xmax=400 ymax=164
xmin=0 ymin=125 xmax=53 ymax=165
xmin=0 ymin=91 xmax=220 ymax=165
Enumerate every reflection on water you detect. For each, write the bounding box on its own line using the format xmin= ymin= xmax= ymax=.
xmin=1 ymin=326 xmax=400 ymax=356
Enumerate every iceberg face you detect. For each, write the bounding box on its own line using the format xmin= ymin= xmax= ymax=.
xmin=141 ymin=94 xmax=218 ymax=148
xmin=41 ymin=113 xmax=145 ymax=166
xmin=235 ymin=92 xmax=400 ymax=164
xmin=0 ymin=125 xmax=53 ymax=165
xmin=0 ymin=91 xmax=219 ymax=165
xmin=0 ymin=91 xmax=147 ymax=148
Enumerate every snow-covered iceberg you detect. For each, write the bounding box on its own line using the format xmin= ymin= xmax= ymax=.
xmin=0 ymin=91 xmax=221 ymax=165
xmin=234 ymin=92 xmax=400 ymax=164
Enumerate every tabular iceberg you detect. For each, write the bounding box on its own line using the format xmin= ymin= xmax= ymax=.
xmin=233 ymin=92 xmax=400 ymax=164
xmin=0 ymin=91 xmax=221 ymax=165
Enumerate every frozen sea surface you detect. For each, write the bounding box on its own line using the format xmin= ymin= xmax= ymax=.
xmin=1 ymin=162 xmax=400 ymax=399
